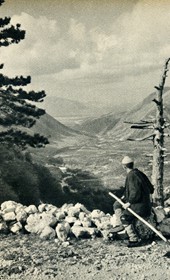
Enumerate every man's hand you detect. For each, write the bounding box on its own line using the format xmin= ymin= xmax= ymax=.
xmin=123 ymin=202 xmax=131 ymax=209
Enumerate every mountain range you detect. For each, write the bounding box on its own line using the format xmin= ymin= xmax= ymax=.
xmin=16 ymin=87 xmax=170 ymax=152
xmin=74 ymin=87 xmax=170 ymax=141
xmin=43 ymin=96 xmax=115 ymax=118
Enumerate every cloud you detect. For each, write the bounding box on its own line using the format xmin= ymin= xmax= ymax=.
xmin=0 ymin=0 xmax=170 ymax=107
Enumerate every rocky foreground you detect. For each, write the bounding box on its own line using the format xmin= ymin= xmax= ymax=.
xmin=0 ymin=234 xmax=170 ymax=280
xmin=0 ymin=200 xmax=170 ymax=279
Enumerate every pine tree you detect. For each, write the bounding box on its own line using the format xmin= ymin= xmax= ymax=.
xmin=0 ymin=0 xmax=49 ymax=149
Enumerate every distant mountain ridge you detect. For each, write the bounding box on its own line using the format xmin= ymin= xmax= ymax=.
xmin=43 ymin=96 xmax=112 ymax=118
xmin=107 ymin=87 xmax=170 ymax=140
xmin=73 ymin=111 xmax=123 ymax=135
xmin=74 ymin=87 xmax=170 ymax=139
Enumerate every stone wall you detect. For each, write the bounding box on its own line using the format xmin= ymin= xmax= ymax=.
xmin=0 ymin=200 xmax=170 ymax=242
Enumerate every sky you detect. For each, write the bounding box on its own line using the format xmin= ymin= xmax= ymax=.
xmin=0 ymin=0 xmax=170 ymax=110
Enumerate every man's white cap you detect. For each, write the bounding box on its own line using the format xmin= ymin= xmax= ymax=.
xmin=122 ymin=156 xmax=133 ymax=165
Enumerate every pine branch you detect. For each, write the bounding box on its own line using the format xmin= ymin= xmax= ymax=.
xmin=0 ymin=129 xmax=49 ymax=149
xmin=0 ymin=74 xmax=31 ymax=87
xmin=0 ymin=0 xmax=5 ymax=6
xmin=0 ymin=24 xmax=25 ymax=46
xmin=0 ymin=86 xmax=46 ymax=102
xmin=0 ymin=17 xmax=10 ymax=27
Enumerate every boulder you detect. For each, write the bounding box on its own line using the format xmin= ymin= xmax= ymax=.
xmin=15 ymin=204 xmax=26 ymax=214
xmin=71 ymin=225 xmax=97 ymax=238
xmin=3 ymin=212 xmax=16 ymax=222
xmin=55 ymin=222 xmax=70 ymax=241
xmin=3 ymin=206 xmax=16 ymax=214
xmin=40 ymin=212 xmax=57 ymax=227
xmin=61 ymin=203 xmax=74 ymax=215
xmin=81 ymin=217 xmax=92 ymax=228
xmin=67 ymin=206 xmax=81 ymax=218
xmin=74 ymin=203 xmax=90 ymax=214
xmin=16 ymin=210 xmax=28 ymax=224
xmin=25 ymin=205 xmax=38 ymax=214
xmin=98 ymin=216 xmax=112 ymax=230
xmin=25 ymin=212 xmax=57 ymax=234
xmin=74 ymin=220 xmax=82 ymax=226
xmin=1 ymin=201 xmax=17 ymax=211
xmin=40 ymin=226 xmax=56 ymax=240
xmin=79 ymin=212 xmax=87 ymax=221
xmin=44 ymin=204 xmax=59 ymax=215
xmin=110 ymin=214 xmax=117 ymax=228
xmin=164 ymin=207 xmax=170 ymax=217
xmin=38 ymin=204 xmax=47 ymax=213
xmin=55 ymin=211 xmax=65 ymax=220
xmin=152 ymin=206 xmax=165 ymax=223
xmin=9 ymin=222 xmax=22 ymax=234
xmin=164 ymin=198 xmax=170 ymax=207
xmin=65 ymin=216 xmax=77 ymax=224
xmin=0 ymin=222 xmax=8 ymax=234
xmin=157 ymin=217 xmax=170 ymax=237
xmin=90 ymin=209 xmax=105 ymax=219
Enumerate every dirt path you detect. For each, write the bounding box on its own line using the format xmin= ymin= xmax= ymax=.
xmin=0 ymin=234 xmax=170 ymax=280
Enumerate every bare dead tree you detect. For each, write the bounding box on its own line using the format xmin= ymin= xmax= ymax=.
xmin=125 ymin=58 xmax=170 ymax=207
xmin=152 ymin=58 xmax=170 ymax=206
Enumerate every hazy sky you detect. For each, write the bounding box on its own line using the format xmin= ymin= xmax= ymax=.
xmin=0 ymin=0 xmax=170 ymax=109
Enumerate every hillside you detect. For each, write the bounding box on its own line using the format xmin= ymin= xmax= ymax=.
xmin=107 ymin=88 xmax=170 ymax=141
xmin=73 ymin=111 xmax=123 ymax=135
xmin=30 ymin=113 xmax=83 ymax=140
xmin=73 ymin=88 xmax=170 ymax=138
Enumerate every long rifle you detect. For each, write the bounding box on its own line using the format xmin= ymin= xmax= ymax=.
xmin=109 ymin=192 xmax=168 ymax=243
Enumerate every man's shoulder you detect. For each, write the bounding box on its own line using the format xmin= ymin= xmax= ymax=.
xmin=127 ymin=169 xmax=140 ymax=179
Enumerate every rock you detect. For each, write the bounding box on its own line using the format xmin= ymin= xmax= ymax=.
xmin=3 ymin=212 xmax=16 ymax=222
xmin=65 ymin=216 xmax=77 ymax=224
xmin=0 ymin=222 xmax=8 ymax=233
xmin=16 ymin=210 xmax=28 ymax=223
xmin=110 ymin=214 xmax=117 ymax=228
xmin=90 ymin=210 xmax=105 ymax=219
xmin=55 ymin=222 xmax=70 ymax=241
xmin=71 ymin=225 xmax=97 ymax=238
xmin=15 ymin=204 xmax=26 ymax=214
xmin=38 ymin=204 xmax=47 ymax=212
xmin=40 ymin=212 xmax=57 ymax=227
xmin=152 ymin=206 xmax=165 ymax=223
xmin=74 ymin=220 xmax=82 ymax=226
xmin=164 ymin=207 xmax=170 ymax=217
xmin=74 ymin=203 xmax=90 ymax=214
xmin=45 ymin=204 xmax=58 ymax=215
xmin=81 ymin=217 xmax=92 ymax=227
xmin=25 ymin=205 xmax=38 ymax=214
xmin=55 ymin=211 xmax=65 ymax=220
xmin=164 ymin=197 xmax=170 ymax=207
xmin=61 ymin=203 xmax=74 ymax=215
xmin=3 ymin=206 xmax=16 ymax=214
xmin=98 ymin=216 xmax=112 ymax=230
xmin=67 ymin=206 xmax=81 ymax=218
xmin=157 ymin=217 xmax=170 ymax=237
xmin=40 ymin=226 xmax=56 ymax=240
xmin=1 ymin=201 xmax=17 ymax=211
xmin=9 ymin=222 xmax=22 ymax=234
xmin=25 ymin=212 xmax=57 ymax=234
xmin=79 ymin=212 xmax=87 ymax=221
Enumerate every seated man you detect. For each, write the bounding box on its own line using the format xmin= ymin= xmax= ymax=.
xmin=113 ymin=156 xmax=154 ymax=247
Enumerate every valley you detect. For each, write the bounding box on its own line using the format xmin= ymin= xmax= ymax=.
xmin=31 ymin=88 xmax=170 ymax=195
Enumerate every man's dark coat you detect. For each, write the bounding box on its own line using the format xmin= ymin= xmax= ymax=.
xmin=124 ymin=168 xmax=154 ymax=217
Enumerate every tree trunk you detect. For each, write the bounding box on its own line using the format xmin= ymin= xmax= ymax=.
xmin=152 ymin=58 xmax=170 ymax=206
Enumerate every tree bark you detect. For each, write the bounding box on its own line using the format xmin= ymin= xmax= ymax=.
xmin=152 ymin=58 xmax=170 ymax=206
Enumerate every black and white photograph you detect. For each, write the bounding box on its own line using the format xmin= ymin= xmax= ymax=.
xmin=0 ymin=0 xmax=170 ymax=279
